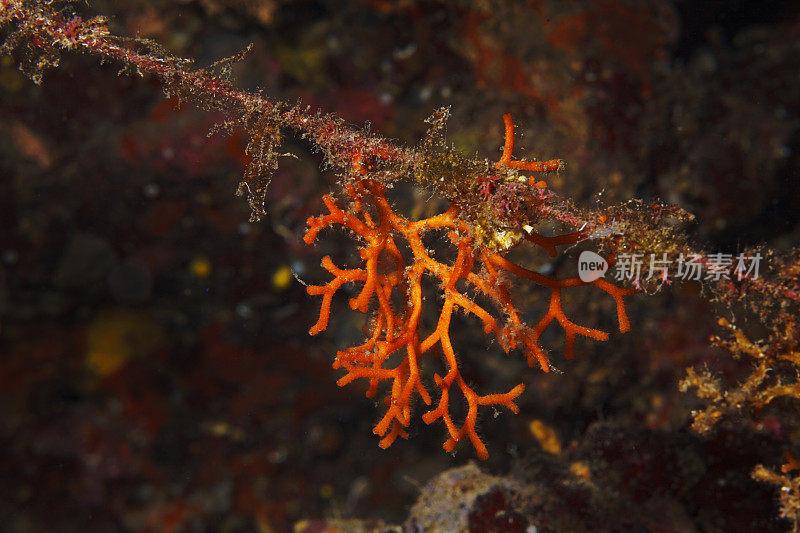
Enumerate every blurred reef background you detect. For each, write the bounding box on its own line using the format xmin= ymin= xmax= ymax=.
xmin=1 ymin=1 xmax=800 ymax=531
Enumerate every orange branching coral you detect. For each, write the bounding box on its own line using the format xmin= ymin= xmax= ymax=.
xmin=303 ymin=117 xmax=633 ymax=459
xmin=496 ymin=113 xmax=562 ymax=177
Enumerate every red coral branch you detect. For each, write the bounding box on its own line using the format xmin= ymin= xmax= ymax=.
xmin=304 ymin=122 xmax=633 ymax=458
xmin=496 ymin=113 xmax=563 ymax=179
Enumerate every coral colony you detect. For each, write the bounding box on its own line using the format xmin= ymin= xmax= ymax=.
xmin=302 ymin=118 xmax=632 ymax=458
xmin=1 ymin=0 xmax=793 ymax=464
